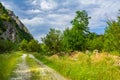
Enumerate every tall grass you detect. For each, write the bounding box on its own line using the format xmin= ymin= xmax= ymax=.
xmin=34 ymin=53 xmax=120 ymax=80
xmin=0 ymin=52 xmax=21 ymax=80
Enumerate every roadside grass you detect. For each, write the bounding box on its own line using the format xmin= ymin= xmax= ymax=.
xmin=0 ymin=52 xmax=22 ymax=80
xmin=34 ymin=52 xmax=120 ymax=80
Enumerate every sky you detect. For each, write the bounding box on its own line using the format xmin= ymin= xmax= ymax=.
xmin=0 ymin=0 xmax=120 ymax=42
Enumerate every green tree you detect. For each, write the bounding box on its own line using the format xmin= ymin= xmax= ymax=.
xmin=62 ymin=28 xmax=71 ymax=52
xmin=104 ymin=16 xmax=120 ymax=52
xmin=0 ymin=40 xmax=15 ymax=53
xmin=42 ymin=28 xmax=62 ymax=55
xmin=19 ymin=39 xmax=28 ymax=51
xmin=28 ymin=39 xmax=40 ymax=52
xmin=63 ymin=10 xmax=91 ymax=51
xmin=87 ymin=34 xmax=104 ymax=51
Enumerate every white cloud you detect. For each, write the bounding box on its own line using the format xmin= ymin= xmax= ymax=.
xmin=40 ymin=0 xmax=57 ymax=10
xmin=28 ymin=0 xmax=57 ymax=11
xmin=80 ymin=0 xmax=96 ymax=4
xmin=46 ymin=13 xmax=73 ymax=30
xmin=21 ymin=17 xmax=44 ymax=26
xmin=31 ymin=0 xmax=37 ymax=5
xmin=26 ymin=9 xmax=42 ymax=14
xmin=26 ymin=0 xmax=120 ymax=39
xmin=80 ymin=0 xmax=120 ymax=29
xmin=57 ymin=8 xmax=70 ymax=13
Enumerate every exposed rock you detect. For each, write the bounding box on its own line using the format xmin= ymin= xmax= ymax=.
xmin=0 ymin=21 xmax=17 ymax=42
xmin=0 ymin=2 xmax=33 ymax=42
xmin=7 ymin=10 xmax=29 ymax=33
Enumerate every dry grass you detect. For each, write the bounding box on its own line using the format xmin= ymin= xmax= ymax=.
xmin=34 ymin=52 xmax=120 ymax=80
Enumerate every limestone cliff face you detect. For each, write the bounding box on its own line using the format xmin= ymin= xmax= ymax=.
xmin=0 ymin=21 xmax=17 ymax=42
xmin=0 ymin=2 xmax=33 ymax=42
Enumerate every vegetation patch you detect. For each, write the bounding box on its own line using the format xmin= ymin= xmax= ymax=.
xmin=0 ymin=52 xmax=22 ymax=80
xmin=34 ymin=52 xmax=120 ymax=80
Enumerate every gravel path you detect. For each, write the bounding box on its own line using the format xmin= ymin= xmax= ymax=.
xmin=10 ymin=54 xmax=31 ymax=80
xmin=10 ymin=54 xmax=67 ymax=80
xmin=29 ymin=54 xmax=67 ymax=80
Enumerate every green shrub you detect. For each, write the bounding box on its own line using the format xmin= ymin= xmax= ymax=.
xmin=28 ymin=40 xmax=40 ymax=52
xmin=0 ymin=40 xmax=15 ymax=53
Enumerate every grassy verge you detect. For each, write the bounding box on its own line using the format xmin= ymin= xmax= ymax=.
xmin=34 ymin=53 xmax=120 ymax=80
xmin=0 ymin=52 xmax=22 ymax=80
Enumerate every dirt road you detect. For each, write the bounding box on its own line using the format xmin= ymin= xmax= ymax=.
xmin=10 ymin=54 xmax=67 ymax=80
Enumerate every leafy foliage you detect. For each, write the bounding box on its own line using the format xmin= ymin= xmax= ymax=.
xmin=104 ymin=17 xmax=120 ymax=52
xmin=0 ymin=39 xmax=15 ymax=53
xmin=62 ymin=10 xmax=91 ymax=51
xmin=87 ymin=34 xmax=104 ymax=51
xmin=40 ymin=10 xmax=120 ymax=55
xmin=0 ymin=3 xmax=8 ymax=15
xmin=28 ymin=40 xmax=40 ymax=52
xmin=0 ymin=3 xmax=10 ymax=21
xmin=19 ymin=39 xmax=40 ymax=52
xmin=19 ymin=39 xmax=28 ymax=51
xmin=42 ymin=28 xmax=62 ymax=55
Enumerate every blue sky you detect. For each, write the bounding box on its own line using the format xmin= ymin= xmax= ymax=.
xmin=1 ymin=0 xmax=120 ymax=41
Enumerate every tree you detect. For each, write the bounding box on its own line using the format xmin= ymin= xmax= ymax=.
xmin=42 ymin=28 xmax=62 ymax=55
xmin=28 ymin=39 xmax=40 ymax=52
xmin=87 ymin=34 xmax=104 ymax=51
xmin=62 ymin=28 xmax=71 ymax=52
xmin=0 ymin=40 xmax=15 ymax=53
xmin=63 ymin=10 xmax=91 ymax=51
xmin=104 ymin=17 xmax=120 ymax=52
xmin=19 ymin=39 xmax=28 ymax=51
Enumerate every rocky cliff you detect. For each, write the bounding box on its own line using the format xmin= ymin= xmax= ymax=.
xmin=0 ymin=2 xmax=33 ymax=42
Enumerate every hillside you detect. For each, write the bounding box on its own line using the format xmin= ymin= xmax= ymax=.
xmin=0 ymin=2 xmax=33 ymax=42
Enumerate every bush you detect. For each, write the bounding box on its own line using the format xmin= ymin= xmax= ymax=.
xmin=0 ymin=40 xmax=15 ymax=53
xmin=28 ymin=40 xmax=40 ymax=52
xmin=19 ymin=39 xmax=28 ymax=51
xmin=19 ymin=39 xmax=41 ymax=52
